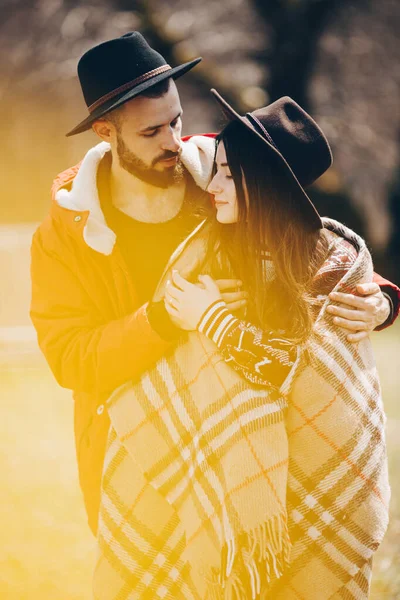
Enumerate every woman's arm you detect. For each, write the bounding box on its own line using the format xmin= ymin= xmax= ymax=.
xmin=164 ymin=272 xmax=298 ymax=390
xmin=197 ymin=300 xmax=299 ymax=389
xmin=163 ymin=257 xmax=394 ymax=391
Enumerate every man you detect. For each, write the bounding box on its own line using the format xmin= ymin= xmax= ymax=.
xmin=30 ymin=31 xmax=399 ymax=536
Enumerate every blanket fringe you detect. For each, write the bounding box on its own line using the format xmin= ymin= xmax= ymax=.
xmin=206 ymin=513 xmax=291 ymax=599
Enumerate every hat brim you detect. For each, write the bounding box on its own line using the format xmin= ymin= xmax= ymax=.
xmin=210 ymin=88 xmax=323 ymax=230
xmin=66 ymin=57 xmax=202 ymax=137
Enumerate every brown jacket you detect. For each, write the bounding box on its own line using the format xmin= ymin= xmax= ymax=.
xmin=30 ymin=190 xmax=170 ymax=533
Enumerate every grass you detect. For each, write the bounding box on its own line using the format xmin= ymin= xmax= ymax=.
xmin=1 ymin=323 xmax=399 ymax=599
xmin=369 ymin=322 xmax=400 ymax=599
xmin=0 ymin=363 xmax=96 ymax=599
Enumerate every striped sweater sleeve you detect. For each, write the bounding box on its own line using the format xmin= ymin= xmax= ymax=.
xmin=197 ymin=300 xmax=299 ymax=390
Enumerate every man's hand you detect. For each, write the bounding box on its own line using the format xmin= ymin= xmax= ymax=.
xmin=215 ymin=279 xmax=248 ymax=312
xmin=327 ymin=282 xmax=391 ymax=343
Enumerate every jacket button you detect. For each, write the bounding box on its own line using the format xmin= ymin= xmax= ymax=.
xmin=97 ymin=404 xmax=104 ymax=415
xmin=74 ymin=215 xmax=82 ymax=222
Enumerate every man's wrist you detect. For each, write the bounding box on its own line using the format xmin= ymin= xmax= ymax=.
xmin=375 ymin=292 xmax=394 ymax=331
xmin=146 ymin=301 xmax=181 ymax=341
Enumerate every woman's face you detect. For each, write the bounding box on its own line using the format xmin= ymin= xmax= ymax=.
xmin=207 ymin=142 xmax=239 ymax=224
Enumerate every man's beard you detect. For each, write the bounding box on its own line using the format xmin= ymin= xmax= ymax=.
xmin=116 ymin=132 xmax=185 ymax=189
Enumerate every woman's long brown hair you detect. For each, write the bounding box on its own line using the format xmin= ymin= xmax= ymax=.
xmin=209 ymin=121 xmax=330 ymax=342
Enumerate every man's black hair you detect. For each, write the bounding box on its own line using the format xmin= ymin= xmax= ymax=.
xmin=139 ymin=77 xmax=171 ymax=99
xmin=106 ymin=78 xmax=172 ymax=130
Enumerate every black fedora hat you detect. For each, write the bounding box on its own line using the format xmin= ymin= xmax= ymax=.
xmin=211 ymin=89 xmax=333 ymax=229
xmin=66 ymin=32 xmax=201 ymax=137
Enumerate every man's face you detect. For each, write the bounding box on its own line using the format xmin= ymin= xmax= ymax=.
xmin=111 ymin=80 xmax=184 ymax=188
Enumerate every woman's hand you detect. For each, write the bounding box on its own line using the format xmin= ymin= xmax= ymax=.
xmin=164 ymin=271 xmax=223 ymax=331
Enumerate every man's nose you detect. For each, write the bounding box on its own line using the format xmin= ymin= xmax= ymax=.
xmin=160 ymin=128 xmax=181 ymax=153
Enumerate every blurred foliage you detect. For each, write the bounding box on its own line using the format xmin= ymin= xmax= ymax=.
xmin=0 ymin=0 xmax=399 ymax=280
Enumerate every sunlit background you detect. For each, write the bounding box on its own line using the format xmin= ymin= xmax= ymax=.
xmin=1 ymin=0 xmax=399 ymax=597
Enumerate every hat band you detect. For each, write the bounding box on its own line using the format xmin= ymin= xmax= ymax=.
xmin=246 ymin=113 xmax=279 ymax=151
xmin=88 ymin=64 xmax=172 ymax=113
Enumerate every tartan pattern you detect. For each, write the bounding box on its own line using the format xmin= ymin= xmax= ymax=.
xmin=266 ymin=220 xmax=390 ymax=599
xmin=94 ymin=429 xmax=201 ymax=600
xmin=95 ymin=332 xmax=291 ymax=599
xmin=94 ymin=219 xmax=389 ymax=599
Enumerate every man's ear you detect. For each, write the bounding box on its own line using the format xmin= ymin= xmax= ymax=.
xmin=92 ymin=119 xmax=113 ymax=142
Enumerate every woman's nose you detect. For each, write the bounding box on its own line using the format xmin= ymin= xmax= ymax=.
xmin=207 ymin=174 xmax=221 ymax=194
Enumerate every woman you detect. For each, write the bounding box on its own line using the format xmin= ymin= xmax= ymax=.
xmin=94 ymin=92 xmax=389 ymax=600
xmin=160 ymin=92 xmax=390 ymax=599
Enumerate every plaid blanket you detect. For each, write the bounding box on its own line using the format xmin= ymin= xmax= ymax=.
xmin=267 ymin=220 xmax=390 ymax=599
xmin=93 ymin=219 xmax=389 ymax=600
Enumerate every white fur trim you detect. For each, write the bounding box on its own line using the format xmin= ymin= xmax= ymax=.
xmin=56 ymin=142 xmax=116 ymax=255
xmin=55 ymin=136 xmax=216 ymax=256
xmin=180 ymin=135 xmax=216 ymax=191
